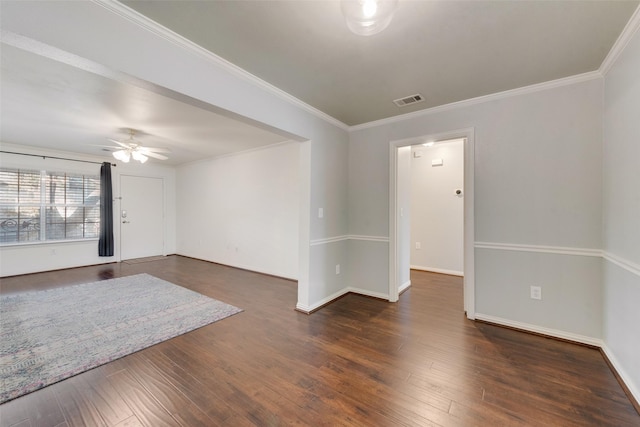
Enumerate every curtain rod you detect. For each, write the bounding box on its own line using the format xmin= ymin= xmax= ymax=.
xmin=0 ymin=150 xmax=116 ymax=167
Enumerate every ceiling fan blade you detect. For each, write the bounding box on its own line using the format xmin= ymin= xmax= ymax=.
xmin=91 ymin=144 xmax=121 ymax=149
xmin=138 ymin=146 xmax=171 ymax=154
xmin=144 ymin=151 xmax=169 ymax=160
xmin=107 ymin=138 xmax=132 ymax=149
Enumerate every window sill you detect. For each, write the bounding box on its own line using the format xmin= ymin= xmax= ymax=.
xmin=0 ymin=238 xmax=99 ymax=248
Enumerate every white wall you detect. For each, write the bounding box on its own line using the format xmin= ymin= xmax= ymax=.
xmin=602 ymin=20 xmax=640 ymax=401
xmin=410 ymin=140 xmax=464 ymax=275
xmin=0 ymin=142 xmax=177 ymax=277
xmin=2 ymin=1 xmax=350 ymax=311
xmin=349 ymin=77 xmax=604 ymax=339
xmin=177 ymin=142 xmax=300 ymax=280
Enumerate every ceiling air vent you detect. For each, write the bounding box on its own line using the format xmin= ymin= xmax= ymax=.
xmin=393 ymin=94 xmax=425 ymax=107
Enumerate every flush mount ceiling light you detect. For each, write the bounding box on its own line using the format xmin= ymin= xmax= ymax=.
xmin=341 ymin=0 xmax=399 ymax=36
xmin=106 ymin=129 xmax=170 ymax=164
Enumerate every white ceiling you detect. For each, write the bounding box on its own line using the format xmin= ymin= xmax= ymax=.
xmin=123 ymin=0 xmax=639 ymax=125
xmin=0 ymin=40 xmax=293 ymax=166
xmin=1 ymin=1 xmax=638 ymax=165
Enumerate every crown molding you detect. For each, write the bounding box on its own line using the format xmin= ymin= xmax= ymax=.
xmin=69 ymin=1 xmax=639 ymax=133
xmin=176 ymin=140 xmax=298 ymax=169
xmin=600 ymin=4 xmax=640 ymax=75
xmin=349 ymin=71 xmax=602 ymax=131
xmin=91 ymin=0 xmax=349 ymax=131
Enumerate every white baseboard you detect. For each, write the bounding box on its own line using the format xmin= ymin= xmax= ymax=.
xmin=474 ymin=313 xmax=603 ymax=347
xmin=399 ymin=280 xmax=411 ymax=294
xmin=410 ymin=265 xmax=464 ymax=277
xmin=176 ymin=254 xmax=297 ymax=281
xmin=600 ymin=343 xmax=640 ymax=405
xmin=296 ymin=285 xmax=392 ymax=313
xmin=296 ymin=288 xmax=350 ymax=313
xmin=347 ymin=286 xmax=390 ymax=300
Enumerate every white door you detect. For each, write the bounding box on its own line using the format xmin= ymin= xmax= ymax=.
xmin=120 ymin=175 xmax=164 ymax=260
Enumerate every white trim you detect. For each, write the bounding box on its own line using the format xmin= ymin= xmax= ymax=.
xmin=601 ymin=343 xmax=640 ymax=405
xmin=296 ymin=140 xmax=312 ymax=314
xmin=178 ymin=140 xmax=299 ymax=168
xmin=350 ymin=72 xmax=601 ymax=131
xmin=348 ymin=235 xmax=389 ymax=243
xmin=603 ymin=251 xmax=640 ymax=278
xmin=474 ymin=313 xmax=603 ymax=347
xmin=0 ymin=237 xmax=99 ymax=249
xmin=296 ymin=288 xmax=350 ymax=313
xmin=463 ymin=132 xmax=475 ymax=319
xmin=296 ymin=286 xmax=391 ymax=313
xmin=348 ymin=286 xmax=390 ymax=301
xmin=389 ymin=142 xmax=400 ymax=303
xmin=91 ymin=0 xmax=348 ymax=131
xmin=206 ymin=258 xmax=298 ymax=282
xmin=472 ymin=243 xmax=640 ymax=277
xmin=309 ymin=235 xmax=389 ymax=246
xmin=389 ymin=128 xmax=475 ymax=315
xmin=398 ymin=280 xmax=411 ymax=294
xmin=600 ymin=5 xmax=640 ymax=75
xmin=410 ymin=265 xmax=464 ymax=277
xmin=309 ymin=235 xmax=349 ymax=246
xmin=474 ymin=242 xmax=602 ymax=258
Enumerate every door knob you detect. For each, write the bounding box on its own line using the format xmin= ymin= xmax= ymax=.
xmin=122 ymin=220 xmax=130 ymax=224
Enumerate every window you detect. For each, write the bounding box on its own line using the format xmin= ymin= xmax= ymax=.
xmin=0 ymin=168 xmax=100 ymax=244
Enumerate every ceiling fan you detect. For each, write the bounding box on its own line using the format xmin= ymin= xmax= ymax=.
xmin=106 ymin=129 xmax=170 ymax=163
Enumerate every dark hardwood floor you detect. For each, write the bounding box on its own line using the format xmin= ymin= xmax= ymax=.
xmin=1 ymin=256 xmax=638 ymax=426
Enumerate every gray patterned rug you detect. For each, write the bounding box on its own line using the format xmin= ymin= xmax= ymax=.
xmin=0 ymin=273 xmax=242 ymax=403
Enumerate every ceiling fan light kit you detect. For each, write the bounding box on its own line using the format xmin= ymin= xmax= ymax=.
xmin=131 ymin=150 xmax=148 ymax=163
xmin=108 ymin=129 xmax=169 ymax=163
xmin=341 ymin=0 xmax=399 ymax=36
xmin=113 ymin=149 xmax=131 ymax=163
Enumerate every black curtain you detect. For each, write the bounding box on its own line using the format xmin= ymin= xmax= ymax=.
xmin=98 ymin=162 xmax=114 ymax=256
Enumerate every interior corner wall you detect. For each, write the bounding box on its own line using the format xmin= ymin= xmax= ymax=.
xmin=176 ymin=142 xmax=300 ymax=280
xmin=602 ymin=24 xmax=640 ymax=400
xmin=348 ymin=78 xmax=604 ymax=339
xmin=0 ymin=143 xmax=177 ymax=277
xmin=307 ymin=129 xmax=350 ymax=309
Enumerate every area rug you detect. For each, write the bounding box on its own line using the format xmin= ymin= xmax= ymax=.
xmin=0 ymin=273 xmax=242 ymax=403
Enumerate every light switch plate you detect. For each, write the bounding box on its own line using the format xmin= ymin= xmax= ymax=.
xmin=530 ymin=286 xmax=542 ymax=300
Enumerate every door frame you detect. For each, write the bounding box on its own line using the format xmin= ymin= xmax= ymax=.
xmin=389 ymin=127 xmax=475 ymax=319
xmin=118 ymin=174 xmax=166 ymax=261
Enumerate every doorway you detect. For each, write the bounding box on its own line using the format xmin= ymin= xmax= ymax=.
xmin=120 ymin=175 xmax=164 ymax=260
xmin=389 ymin=128 xmax=475 ymax=319
xmin=410 ymin=138 xmax=464 ymax=276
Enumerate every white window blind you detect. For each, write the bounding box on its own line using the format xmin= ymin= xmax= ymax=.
xmin=0 ymin=168 xmax=100 ymax=244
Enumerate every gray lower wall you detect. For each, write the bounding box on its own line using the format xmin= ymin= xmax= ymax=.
xmin=475 ymin=248 xmax=602 ymax=339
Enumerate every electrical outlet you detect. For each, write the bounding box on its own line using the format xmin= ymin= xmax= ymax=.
xmin=415 ymin=242 xmax=421 ymax=250
xmin=530 ymin=286 xmax=542 ymax=300
xmin=335 ymin=264 xmax=340 ymax=275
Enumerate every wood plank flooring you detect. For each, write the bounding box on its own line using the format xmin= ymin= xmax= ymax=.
xmin=1 ymin=256 xmax=638 ymax=426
